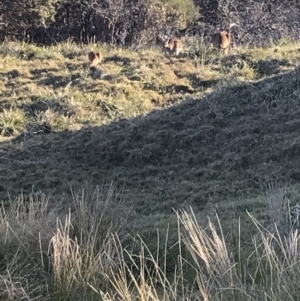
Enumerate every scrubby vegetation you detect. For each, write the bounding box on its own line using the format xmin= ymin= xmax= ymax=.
xmin=1 ymin=0 xmax=300 ymax=299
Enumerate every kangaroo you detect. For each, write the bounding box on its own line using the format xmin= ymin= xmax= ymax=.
xmin=212 ymin=23 xmax=237 ymax=56
xmin=88 ymin=51 xmax=102 ymax=66
xmin=164 ymin=37 xmax=184 ymax=57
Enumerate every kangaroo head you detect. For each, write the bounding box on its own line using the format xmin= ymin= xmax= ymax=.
xmin=88 ymin=51 xmax=101 ymax=65
xmin=164 ymin=39 xmax=171 ymax=48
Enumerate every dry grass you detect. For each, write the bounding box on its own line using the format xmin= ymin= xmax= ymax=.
xmin=1 ymin=186 xmax=300 ymax=300
xmin=1 ymin=37 xmax=300 ymax=300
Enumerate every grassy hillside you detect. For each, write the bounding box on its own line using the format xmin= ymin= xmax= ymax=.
xmin=1 ymin=40 xmax=300 ymax=215
xmin=1 ymin=39 xmax=300 ymax=300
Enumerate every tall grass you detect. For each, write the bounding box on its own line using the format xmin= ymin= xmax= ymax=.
xmin=1 ymin=186 xmax=300 ymax=300
xmin=0 ymin=184 xmax=132 ymax=300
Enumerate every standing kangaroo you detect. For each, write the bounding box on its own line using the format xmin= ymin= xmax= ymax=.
xmin=88 ymin=51 xmax=102 ymax=66
xmin=212 ymin=23 xmax=237 ymax=56
xmin=164 ymin=36 xmax=184 ymax=57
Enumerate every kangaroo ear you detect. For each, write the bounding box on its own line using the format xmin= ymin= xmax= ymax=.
xmin=96 ymin=52 xmax=100 ymax=59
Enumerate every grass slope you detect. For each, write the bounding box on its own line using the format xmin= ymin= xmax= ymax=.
xmin=1 ymin=39 xmax=300 ymax=300
xmin=1 ymin=40 xmax=300 ymax=236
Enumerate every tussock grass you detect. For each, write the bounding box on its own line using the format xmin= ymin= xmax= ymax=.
xmin=0 ymin=107 xmax=28 ymax=138
xmin=0 ymin=184 xmax=132 ymax=300
xmin=1 ymin=185 xmax=300 ymax=300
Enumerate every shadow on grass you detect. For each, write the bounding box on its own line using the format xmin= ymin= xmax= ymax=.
xmin=23 ymin=97 xmax=75 ymax=117
xmin=187 ymin=73 xmax=220 ymax=90
xmin=209 ymin=54 xmax=293 ymax=78
xmin=253 ymin=58 xmax=293 ymax=76
xmin=0 ymin=69 xmax=23 ymax=79
xmin=103 ymin=55 xmax=132 ymax=65
xmin=33 ymin=72 xmax=83 ymax=89
xmin=29 ymin=68 xmax=59 ymax=77
xmin=1 ymin=67 xmax=300 ymax=220
xmin=222 ymin=54 xmax=293 ymax=76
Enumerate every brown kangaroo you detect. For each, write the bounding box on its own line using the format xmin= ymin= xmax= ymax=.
xmin=88 ymin=51 xmax=102 ymax=66
xmin=212 ymin=23 xmax=237 ymax=56
xmin=164 ymin=37 xmax=184 ymax=57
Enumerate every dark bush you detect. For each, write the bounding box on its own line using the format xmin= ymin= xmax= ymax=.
xmin=0 ymin=0 xmax=199 ymax=47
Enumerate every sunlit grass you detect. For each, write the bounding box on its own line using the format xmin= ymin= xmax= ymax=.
xmin=0 ymin=39 xmax=299 ymax=140
xmin=0 ymin=107 xmax=28 ymax=138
